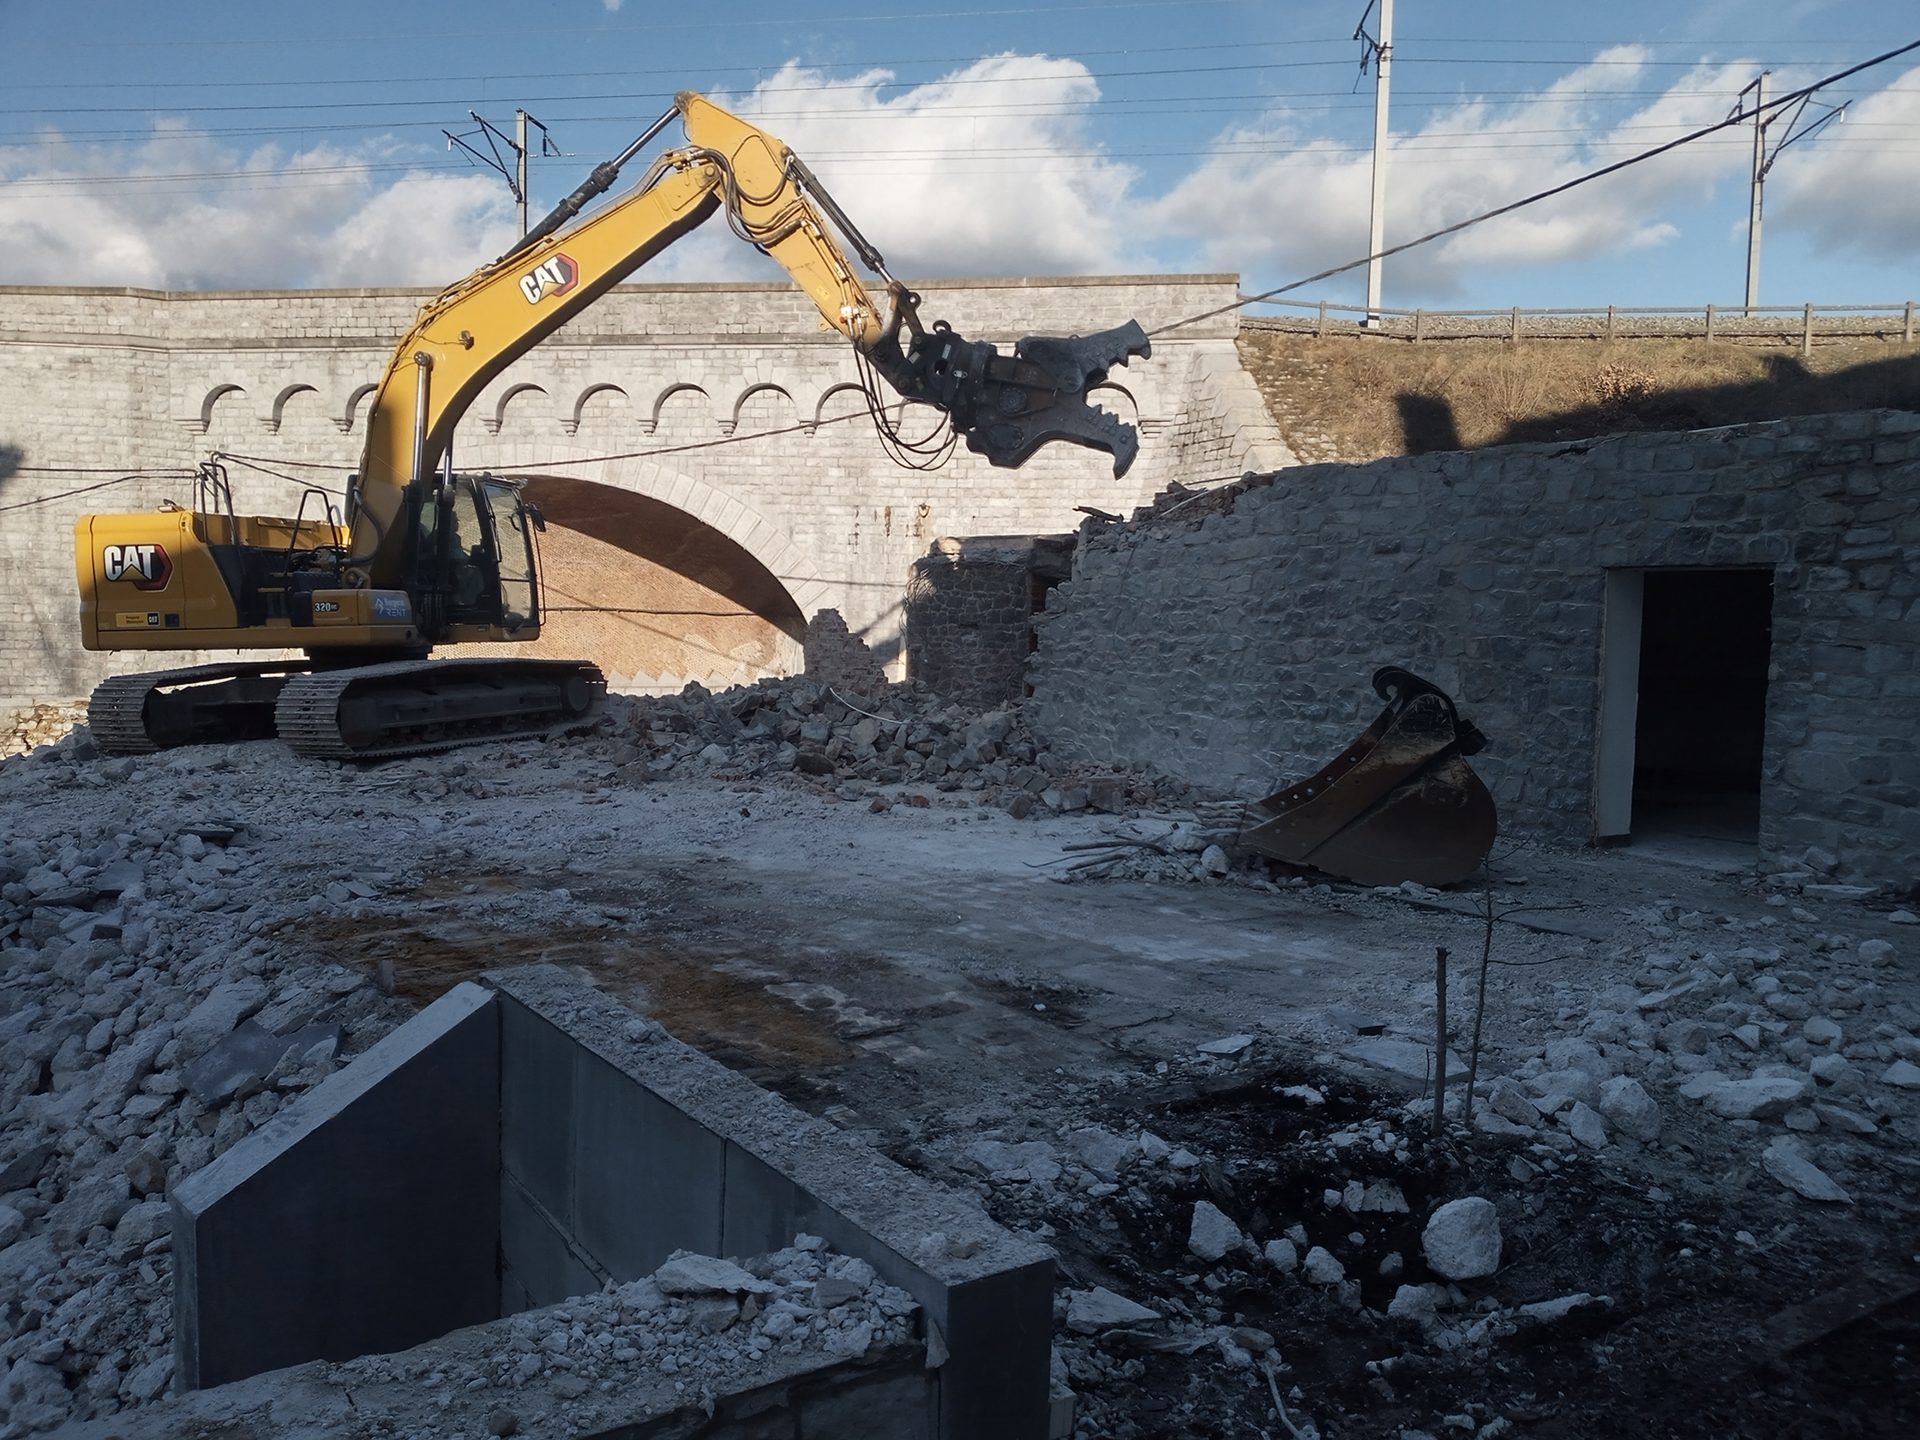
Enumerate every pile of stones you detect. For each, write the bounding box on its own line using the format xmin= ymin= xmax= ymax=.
xmin=602 ymin=678 xmax=1193 ymax=820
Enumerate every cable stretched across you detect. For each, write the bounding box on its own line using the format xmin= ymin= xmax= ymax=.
xmin=1148 ymin=36 xmax=1920 ymax=340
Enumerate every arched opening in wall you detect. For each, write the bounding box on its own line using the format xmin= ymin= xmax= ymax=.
xmin=445 ymin=474 xmax=805 ymax=693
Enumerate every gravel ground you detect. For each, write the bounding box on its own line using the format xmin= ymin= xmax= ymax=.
xmin=3 ymin=684 xmax=1917 ymax=1436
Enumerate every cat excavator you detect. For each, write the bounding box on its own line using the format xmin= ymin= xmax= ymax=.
xmin=75 ymin=91 xmax=1150 ymax=759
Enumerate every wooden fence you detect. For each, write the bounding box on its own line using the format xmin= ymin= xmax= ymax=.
xmin=1242 ymin=299 xmax=1919 ymax=354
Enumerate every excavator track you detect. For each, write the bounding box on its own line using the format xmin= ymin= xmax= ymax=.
xmin=275 ymin=657 xmax=606 ymax=760
xmin=89 ymin=661 xmax=312 ymax=755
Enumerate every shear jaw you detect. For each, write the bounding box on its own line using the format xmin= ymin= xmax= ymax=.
xmin=890 ymin=315 xmax=1153 ymax=479
xmin=968 ymin=320 xmax=1153 ymax=479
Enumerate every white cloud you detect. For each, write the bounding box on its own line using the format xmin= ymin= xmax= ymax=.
xmin=602 ymin=0 xmax=624 ymax=11
xmin=1769 ymin=64 xmax=1920 ymax=263
xmin=1145 ymin=47 xmax=1767 ymax=300
xmin=0 ymin=57 xmax=1142 ymax=291
xmin=0 ymin=125 xmax=518 ymax=288
xmin=635 ymin=56 xmax=1150 ymax=283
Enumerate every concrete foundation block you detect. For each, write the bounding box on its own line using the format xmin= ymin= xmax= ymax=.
xmin=171 ymin=981 xmax=500 ymax=1390
xmin=485 ymin=965 xmax=1058 ymax=1440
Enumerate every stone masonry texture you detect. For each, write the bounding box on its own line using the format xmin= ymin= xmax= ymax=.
xmin=0 ymin=277 xmax=1291 ymax=704
xmin=905 ymin=544 xmax=1037 ymax=711
xmin=1028 ymin=410 xmax=1920 ymax=885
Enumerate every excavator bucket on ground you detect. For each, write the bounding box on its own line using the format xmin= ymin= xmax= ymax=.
xmin=1232 ymin=667 xmax=1498 ymax=887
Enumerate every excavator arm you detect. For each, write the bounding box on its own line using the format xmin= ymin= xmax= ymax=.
xmin=347 ymin=91 xmax=1150 ymax=584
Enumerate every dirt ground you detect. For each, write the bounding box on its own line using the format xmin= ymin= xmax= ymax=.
xmin=267 ymin=753 xmax=1920 ymax=1439
xmin=6 ymin=714 xmax=1918 ymax=1437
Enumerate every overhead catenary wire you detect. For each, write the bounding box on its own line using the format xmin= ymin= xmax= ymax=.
xmin=0 ymin=470 xmax=195 ymax=514
xmin=1147 ymin=36 xmax=1920 ymax=338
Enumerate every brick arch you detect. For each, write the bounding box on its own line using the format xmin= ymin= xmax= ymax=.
xmin=502 ymin=465 xmax=818 ymax=692
xmin=649 ymin=382 xmax=713 ymax=434
xmin=338 ymin=382 xmax=379 ymax=434
xmin=813 ymin=381 xmax=869 ymax=431
xmin=191 ymin=383 xmax=247 ymax=433
xmin=269 ymin=383 xmax=320 ymax=433
xmin=548 ymin=454 xmax=831 ymax=618
xmin=487 ymin=383 xmax=550 ymax=435
xmin=1089 ymin=381 xmax=1139 ymax=424
xmin=567 ymin=382 xmax=630 ymax=434
xmin=730 ymin=382 xmax=796 ymax=435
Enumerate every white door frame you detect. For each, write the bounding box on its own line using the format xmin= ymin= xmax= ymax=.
xmin=1594 ymin=568 xmax=1644 ymax=838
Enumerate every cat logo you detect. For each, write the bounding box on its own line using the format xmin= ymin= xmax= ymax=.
xmin=102 ymin=543 xmax=173 ymax=591
xmin=518 ymin=253 xmax=579 ymax=305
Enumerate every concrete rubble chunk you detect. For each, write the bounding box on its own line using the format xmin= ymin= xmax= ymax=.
xmin=652 ymin=1253 xmax=777 ymax=1297
xmin=174 ymin=980 xmax=270 ymax=1061
xmin=51 ymin=1172 xmax=133 ymax=1245
xmin=1355 ymin=1180 xmax=1410 ymax=1213
xmin=1196 ymin=1033 xmax=1253 ymax=1056
xmin=1188 ymin=1201 xmax=1245 ymax=1262
xmin=183 ymin=1020 xmax=344 ymax=1106
xmin=1761 ymin=1138 xmax=1853 ymax=1204
xmin=1067 ymin=1126 xmax=1136 ymax=1180
xmin=1802 ymin=1017 xmax=1843 ymax=1047
xmin=1562 ymin=1101 xmax=1611 ymax=1149
xmin=1064 ymin=1286 xmax=1161 ymax=1333
xmin=966 ymin=1138 xmax=1063 ymax=1185
xmin=1811 ymin=1102 xmax=1877 ymax=1135
xmin=1596 ymin=1075 xmax=1663 ymax=1142
xmin=1701 ymin=1074 xmax=1809 ymax=1119
xmin=1485 ymin=1078 xmax=1539 ymax=1127
xmin=1879 ymin=1059 xmax=1920 ymax=1089
xmin=1422 ymin=1197 xmax=1502 ymax=1281
xmin=1515 ymin=1293 xmax=1611 ymax=1326
xmin=1301 ymin=1246 xmax=1345 ymax=1284
xmin=1387 ymin=1283 xmax=1450 ymax=1322
xmin=1342 ymin=1038 xmax=1463 ymax=1093
xmin=95 ymin=1026 xmax=172 ymax=1108
xmin=1262 ymin=1238 xmax=1299 ymax=1273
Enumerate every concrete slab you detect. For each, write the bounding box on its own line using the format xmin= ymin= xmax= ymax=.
xmin=485 ymin=965 xmax=1059 ymax=1440
xmin=171 ymin=982 xmax=500 ymax=1389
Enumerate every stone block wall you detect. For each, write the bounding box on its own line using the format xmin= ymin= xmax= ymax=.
xmin=0 ymin=277 xmax=1286 ymax=705
xmin=906 ymin=540 xmax=1041 ymax=709
xmin=1028 ymin=410 xmax=1920 ymax=883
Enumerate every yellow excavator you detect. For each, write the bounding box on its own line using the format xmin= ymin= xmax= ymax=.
xmin=75 ymin=92 xmax=1149 ymax=758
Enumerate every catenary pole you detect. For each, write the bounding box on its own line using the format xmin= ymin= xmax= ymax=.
xmin=1744 ymin=72 xmax=1769 ymax=315
xmin=1365 ymin=0 xmax=1394 ymax=326
xmin=516 ymin=110 xmax=530 ymax=237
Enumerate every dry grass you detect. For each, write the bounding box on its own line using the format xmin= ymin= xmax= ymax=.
xmin=1237 ymin=331 xmax=1920 ymax=463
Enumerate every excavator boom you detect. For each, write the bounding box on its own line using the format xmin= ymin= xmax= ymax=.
xmin=346 ymin=91 xmax=1150 ymax=585
xmin=76 ymin=91 xmax=1153 ymax=760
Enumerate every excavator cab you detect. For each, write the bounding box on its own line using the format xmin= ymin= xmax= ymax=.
xmin=403 ymin=475 xmax=544 ymax=643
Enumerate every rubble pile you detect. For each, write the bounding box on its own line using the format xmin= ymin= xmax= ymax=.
xmin=327 ymin=1239 xmax=919 ymax=1424
xmin=604 ymin=678 xmax=1192 ymax=820
xmin=3 ymin=704 xmax=1918 ymax=1438
xmin=2 ymin=705 xmax=87 ymax=760
xmin=0 ymin=734 xmax=415 ymax=1430
xmin=1454 ymin=898 xmax=1918 ymax=1200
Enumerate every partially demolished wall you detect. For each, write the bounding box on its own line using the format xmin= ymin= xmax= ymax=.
xmin=1028 ymin=409 xmax=1920 ymax=883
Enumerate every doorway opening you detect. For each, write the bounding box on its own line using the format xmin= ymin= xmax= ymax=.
xmin=1594 ymin=567 xmax=1774 ymax=856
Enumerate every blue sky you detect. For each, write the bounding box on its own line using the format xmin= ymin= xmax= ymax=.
xmin=0 ymin=0 xmax=1914 ymax=313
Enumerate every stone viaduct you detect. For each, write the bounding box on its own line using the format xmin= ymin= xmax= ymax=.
xmin=0 ymin=277 xmax=1289 ymax=704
